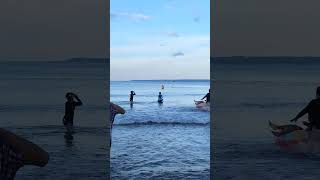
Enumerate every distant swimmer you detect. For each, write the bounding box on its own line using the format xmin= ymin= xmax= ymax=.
xmin=158 ymin=92 xmax=163 ymax=103
xmin=161 ymin=85 xmax=164 ymax=90
xmin=201 ymin=89 xmax=210 ymax=103
xmin=130 ymin=91 xmax=136 ymax=102
xmin=63 ymin=92 xmax=82 ymax=139
xmin=110 ymin=102 xmax=125 ymax=146
xmin=0 ymin=128 xmax=49 ymax=179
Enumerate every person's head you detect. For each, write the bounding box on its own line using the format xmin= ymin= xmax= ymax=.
xmin=65 ymin=92 xmax=74 ymax=102
xmin=159 ymin=92 xmax=161 ymax=95
xmin=131 ymin=91 xmax=134 ymax=94
xmin=317 ymin=87 xmax=320 ymax=98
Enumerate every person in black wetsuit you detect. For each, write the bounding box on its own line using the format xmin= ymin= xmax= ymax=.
xmin=129 ymin=91 xmax=136 ymax=102
xmin=290 ymin=86 xmax=320 ymax=130
xmin=201 ymin=89 xmax=210 ymax=103
xmin=63 ymin=92 xmax=82 ymax=137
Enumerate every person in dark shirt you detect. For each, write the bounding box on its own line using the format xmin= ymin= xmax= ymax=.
xmin=63 ymin=92 xmax=82 ymax=126
xmin=201 ymin=89 xmax=210 ymax=103
xmin=158 ymin=92 xmax=163 ymax=103
xmin=129 ymin=91 xmax=136 ymax=102
xmin=290 ymin=86 xmax=320 ymax=130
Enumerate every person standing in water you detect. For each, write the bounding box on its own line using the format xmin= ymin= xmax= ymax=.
xmin=158 ymin=92 xmax=163 ymax=103
xmin=129 ymin=91 xmax=136 ymax=102
xmin=63 ymin=92 xmax=82 ymax=138
xmin=110 ymin=102 xmax=125 ymax=146
xmin=290 ymin=86 xmax=320 ymax=131
xmin=201 ymin=89 xmax=210 ymax=103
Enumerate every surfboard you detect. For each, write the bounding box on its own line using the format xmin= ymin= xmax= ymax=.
xmin=194 ymin=100 xmax=210 ymax=111
xmin=269 ymin=121 xmax=309 ymax=149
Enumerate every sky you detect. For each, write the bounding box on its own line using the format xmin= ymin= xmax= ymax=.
xmin=213 ymin=0 xmax=320 ymax=57
xmin=0 ymin=0 xmax=106 ymax=61
xmin=110 ymin=0 xmax=210 ymax=81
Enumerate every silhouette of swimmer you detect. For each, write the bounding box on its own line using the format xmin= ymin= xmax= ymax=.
xmin=0 ymin=128 xmax=49 ymax=179
xmin=201 ymin=89 xmax=210 ymax=103
xmin=63 ymin=92 xmax=82 ymax=139
xmin=290 ymin=86 xmax=320 ymax=130
xmin=129 ymin=91 xmax=136 ymax=102
xmin=110 ymin=103 xmax=125 ymax=146
xmin=158 ymin=92 xmax=163 ymax=103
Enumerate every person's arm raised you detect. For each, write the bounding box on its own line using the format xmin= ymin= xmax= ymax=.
xmin=290 ymin=101 xmax=312 ymax=122
xmin=73 ymin=94 xmax=83 ymax=106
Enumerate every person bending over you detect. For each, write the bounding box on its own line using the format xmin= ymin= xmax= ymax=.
xmin=110 ymin=102 xmax=125 ymax=146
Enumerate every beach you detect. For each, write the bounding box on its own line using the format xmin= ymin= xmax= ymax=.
xmin=212 ymin=57 xmax=320 ymax=179
xmin=0 ymin=60 xmax=108 ymax=179
xmin=111 ymin=80 xmax=210 ymax=179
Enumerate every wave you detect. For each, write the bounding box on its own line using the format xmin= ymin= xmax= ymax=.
xmin=0 ymin=104 xmax=106 ymax=112
xmin=240 ymin=102 xmax=305 ymax=109
xmin=4 ymin=125 xmax=107 ymax=136
xmin=115 ymin=121 xmax=209 ymax=126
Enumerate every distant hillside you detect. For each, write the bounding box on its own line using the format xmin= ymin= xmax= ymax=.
xmin=64 ymin=58 xmax=108 ymax=63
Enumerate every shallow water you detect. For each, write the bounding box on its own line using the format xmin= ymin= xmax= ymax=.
xmin=212 ymin=58 xmax=320 ymax=179
xmin=0 ymin=61 xmax=108 ymax=179
xmin=111 ymin=80 xmax=210 ymax=179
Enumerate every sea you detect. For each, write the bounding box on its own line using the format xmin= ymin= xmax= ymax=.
xmin=0 ymin=60 xmax=108 ymax=180
xmin=110 ymin=80 xmax=210 ymax=179
xmin=212 ymin=57 xmax=320 ymax=180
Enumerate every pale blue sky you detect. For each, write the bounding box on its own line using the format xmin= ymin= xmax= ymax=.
xmin=111 ymin=0 xmax=210 ymax=81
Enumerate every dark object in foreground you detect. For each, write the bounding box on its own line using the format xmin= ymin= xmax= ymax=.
xmin=110 ymin=103 xmax=125 ymax=147
xmin=0 ymin=128 xmax=49 ymax=179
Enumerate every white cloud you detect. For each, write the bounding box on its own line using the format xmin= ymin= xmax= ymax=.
xmin=110 ymin=35 xmax=210 ymax=80
xmin=165 ymin=31 xmax=179 ymax=37
xmin=172 ymin=52 xmax=184 ymax=57
xmin=110 ymin=12 xmax=151 ymax=21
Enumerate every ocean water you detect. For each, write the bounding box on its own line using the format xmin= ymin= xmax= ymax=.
xmin=212 ymin=58 xmax=320 ymax=179
xmin=0 ymin=61 xmax=108 ymax=179
xmin=110 ymin=80 xmax=210 ymax=179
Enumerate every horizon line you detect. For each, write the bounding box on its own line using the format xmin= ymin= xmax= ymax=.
xmin=110 ymin=79 xmax=210 ymax=82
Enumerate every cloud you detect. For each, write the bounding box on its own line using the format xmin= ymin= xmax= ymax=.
xmin=110 ymin=12 xmax=151 ymax=21
xmin=194 ymin=17 xmax=200 ymax=23
xmin=172 ymin=52 xmax=184 ymax=57
xmin=166 ymin=31 xmax=179 ymax=37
